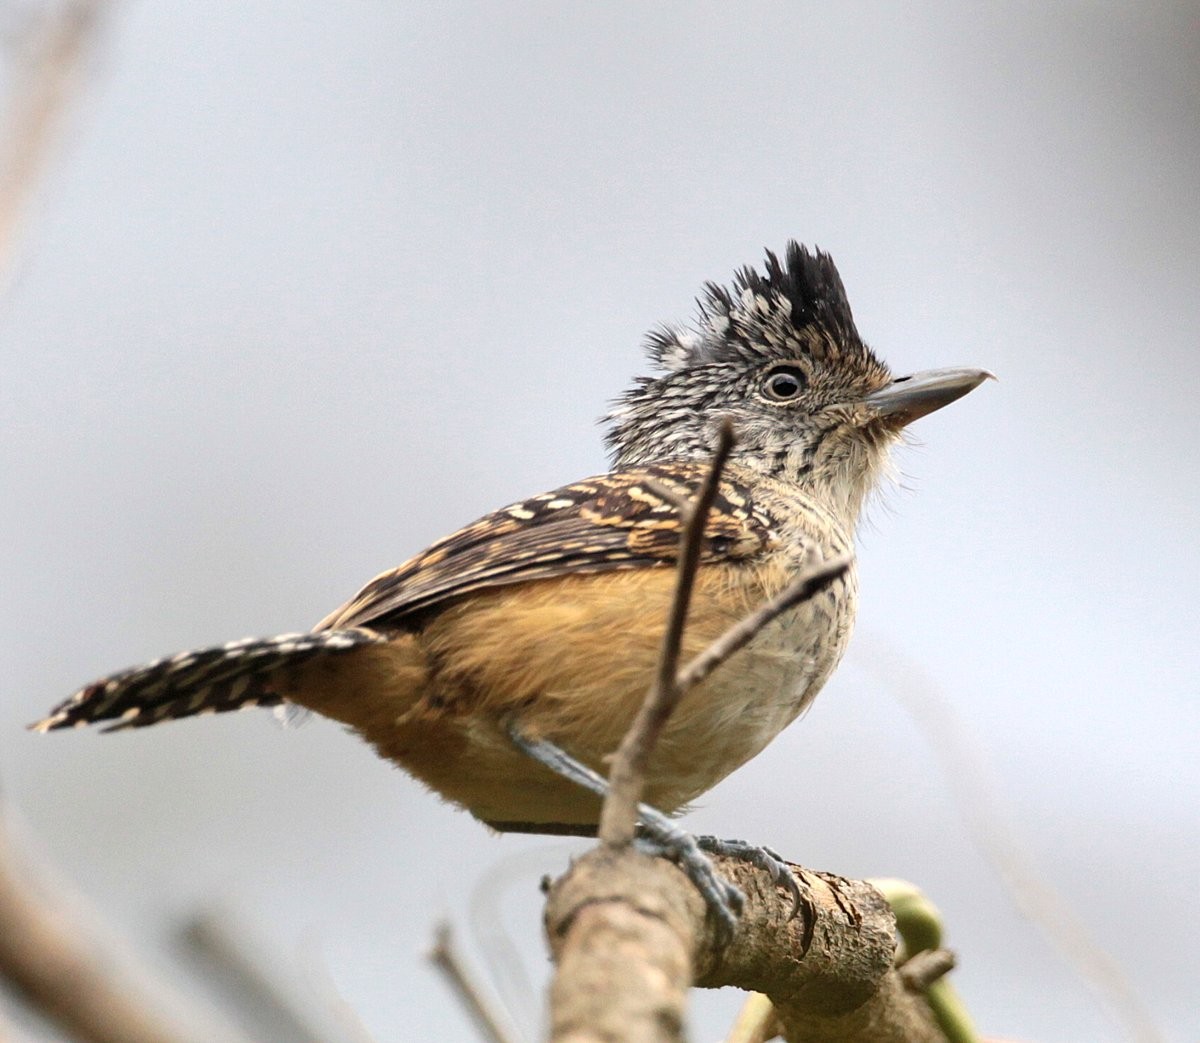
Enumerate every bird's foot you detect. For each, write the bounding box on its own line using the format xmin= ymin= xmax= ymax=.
xmin=503 ymin=728 xmax=745 ymax=940
xmin=695 ymin=835 xmax=806 ymax=921
xmin=635 ymin=808 xmax=744 ymax=942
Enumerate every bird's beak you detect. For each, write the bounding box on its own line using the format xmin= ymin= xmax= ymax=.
xmin=864 ymin=367 xmax=994 ymax=427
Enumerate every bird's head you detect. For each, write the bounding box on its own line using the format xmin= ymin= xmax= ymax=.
xmin=605 ymin=242 xmax=990 ymax=526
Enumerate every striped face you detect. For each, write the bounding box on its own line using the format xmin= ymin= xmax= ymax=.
xmin=606 ymin=243 xmax=897 ymax=526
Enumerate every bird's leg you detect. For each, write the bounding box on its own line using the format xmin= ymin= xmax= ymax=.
xmin=506 ymin=728 xmax=744 ymax=938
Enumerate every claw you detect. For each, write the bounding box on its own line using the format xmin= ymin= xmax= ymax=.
xmin=696 ymin=836 xmax=805 ymax=921
xmin=635 ymin=813 xmax=745 ymax=942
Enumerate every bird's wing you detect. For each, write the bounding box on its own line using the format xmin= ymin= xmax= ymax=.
xmin=316 ymin=463 xmax=780 ymax=631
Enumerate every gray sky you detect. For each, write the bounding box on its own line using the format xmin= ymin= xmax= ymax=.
xmin=2 ymin=4 xmax=1197 ymax=1041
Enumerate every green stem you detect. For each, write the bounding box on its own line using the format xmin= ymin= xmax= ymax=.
xmin=869 ymin=878 xmax=982 ymax=1043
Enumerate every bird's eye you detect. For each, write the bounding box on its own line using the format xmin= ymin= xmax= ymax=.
xmin=762 ymin=365 xmax=806 ymax=402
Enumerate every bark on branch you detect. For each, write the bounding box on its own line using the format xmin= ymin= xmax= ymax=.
xmin=544 ymin=846 xmax=946 ymax=1043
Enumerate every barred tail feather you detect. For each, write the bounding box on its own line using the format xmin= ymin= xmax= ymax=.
xmin=31 ymin=628 xmax=387 ymax=733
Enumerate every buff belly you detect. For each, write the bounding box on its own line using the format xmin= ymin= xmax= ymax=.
xmin=289 ymin=562 xmax=854 ymax=829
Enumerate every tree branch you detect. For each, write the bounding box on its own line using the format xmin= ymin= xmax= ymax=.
xmin=544 ymin=847 xmax=947 ymax=1043
xmin=180 ymin=906 xmax=381 ymax=1043
xmin=0 ymin=806 xmax=255 ymax=1043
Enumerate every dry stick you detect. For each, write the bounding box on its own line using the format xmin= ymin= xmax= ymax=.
xmin=597 ymin=418 xmax=736 ymax=849
xmin=897 ymin=950 xmax=956 ymax=992
xmin=856 ymin=635 xmax=1163 ymax=1043
xmin=181 ymin=908 xmax=380 ymax=1043
xmin=0 ymin=808 xmax=255 ymax=1043
xmin=551 ymin=424 xmax=732 ymax=1043
xmin=543 ymin=430 xmax=949 ymax=1041
xmin=600 ymin=424 xmax=852 ymax=850
xmin=428 ymin=922 xmax=523 ymax=1043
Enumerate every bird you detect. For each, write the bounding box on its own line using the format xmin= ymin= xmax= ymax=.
xmin=32 ymin=242 xmax=989 ymax=930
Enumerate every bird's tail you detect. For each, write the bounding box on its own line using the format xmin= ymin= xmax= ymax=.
xmin=30 ymin=628 xmax=387 ymax=733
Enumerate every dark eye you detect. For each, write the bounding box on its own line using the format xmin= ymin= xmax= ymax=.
xmin=762 ymin=365 xmax=806 ymax=402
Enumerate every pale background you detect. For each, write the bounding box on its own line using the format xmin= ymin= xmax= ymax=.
xmin=2 ymin=3 xmax=1197 ymax=1041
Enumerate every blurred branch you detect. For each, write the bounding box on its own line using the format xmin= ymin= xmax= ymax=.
xmin=0 ymin=0 xmax=108 ymax=287
xmin=467 ymin=845 xmax=558 ymax=1040
xmin=858 ymin=636 xmax=1164 ymax=1043
xmin=180 ymin=906 xmax=379 ymax=1043
xmin=723 ymin=992 xmax=780 ymax=1043
xmin=427 ymin=921 xmax=522 ymax=1043
xmin=0 ymin=802 xmax=255 ymax=1043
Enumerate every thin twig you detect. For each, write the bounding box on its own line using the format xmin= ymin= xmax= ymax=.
xmin=676 ymin=553 xmax=852 ymax=694
xmin=597 ymin=419 xmax=736 ymax=849
xmin=856 ymin=635 xmax=1165 ymax=1043
xmin=428 ymin=921 xmax=523 ymax=1043
xmin=468 ymin=844 xmax=572 ymax=1039
xmin=897 ymin=949 xmax=956 ymax=991
xmin=181 ymin=908 xmax=378 ymax=1043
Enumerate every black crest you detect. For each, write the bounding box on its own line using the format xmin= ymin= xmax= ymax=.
xmin=646 ymin=242 xmax=865 ymax=372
